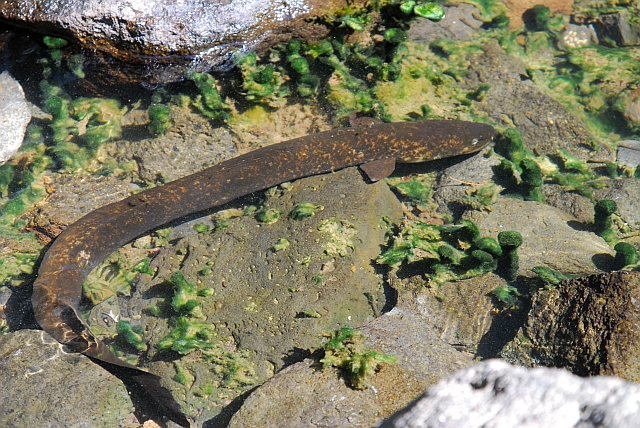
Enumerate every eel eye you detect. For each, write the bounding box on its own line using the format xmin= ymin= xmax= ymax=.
xmin=471 ymin=138 xmax=479 ymax=145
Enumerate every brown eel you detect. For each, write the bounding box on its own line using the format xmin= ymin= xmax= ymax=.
xmin=32 ymin=119 xmax=494 ymax=426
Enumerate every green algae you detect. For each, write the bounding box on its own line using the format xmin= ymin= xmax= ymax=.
xmin=148 ymin=103 xmax=172 ymax=135
xmin=273 ymin=238 xmax=290 ymax=252
xmin=321 ymin=325 xmax=397 ymax=389
xmin=290 ymin=202 xmax=324 ymax=220
xmin=317 ymin=219 xmax=357 ymax=257
xmin=377 ymin=219 xmax=502 ymax=284
xmin=115 ymin=320 xmax=147 ymax=352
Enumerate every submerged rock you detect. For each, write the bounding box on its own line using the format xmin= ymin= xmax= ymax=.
xmin=0 ymin=0 xmax=364 ymax=83
xmin=503 ymin=271 xmax=640 ymax=382
xmin=0 ymin=71 xmax=30 ymax=164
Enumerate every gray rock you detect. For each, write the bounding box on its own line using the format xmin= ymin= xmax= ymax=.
xmin=378 ymin=359 xmax=640 ymax=428
xmin=408 ymin=4 xmax=484 ymax=43
xmin=463 ymin=197 xmax=612 ymax=277
xmin=558 ymin=24 xmax=598 ymax=50
xmin=0 ymin=0 xmax=361 ymax=83
xmin=229 ymin=304 xmax=474 ymax=428
xmin=0 ymin=329 xmax=132 ymax=427
xmin=592 ymin=178 xmax=640 ymax=230
xmin=0 ymin=71 xmax=31 ymax=164
xmin=617 ymin=140 xmax=640 ymax=168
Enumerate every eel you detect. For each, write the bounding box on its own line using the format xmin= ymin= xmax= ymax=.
xmin=31 ymin=119 xmax=494 ymax=426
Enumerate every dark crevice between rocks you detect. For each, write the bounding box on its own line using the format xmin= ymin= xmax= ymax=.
xmin=476 ymin=297 xmax=531 ymax=359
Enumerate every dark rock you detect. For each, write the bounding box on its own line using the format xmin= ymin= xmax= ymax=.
xmin=589 ymin=10 xmax=639 ymax=47
xmin=0 ymin=0 xmax=364 ymax=83
xmin=377 ymin=359 xmax=640 ymax=428
xmin=464 ymin=39 xmax=613 ymax=162
xmin=502 ymin=271 xmax=640 ymax=382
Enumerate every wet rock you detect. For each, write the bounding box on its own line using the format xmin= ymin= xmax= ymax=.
xmin=463 ymin=197 xmax=612 ymax=277
xmin=0 ymin=0 xmax=363 ymax=83
xmin=592 ymin=178 xmax=640 ymax=230
xmin=502 ymin=271 xmax=640 ymax=382
xmin=124 ymin=166 xmax=404 ymax=424
xmin=0 ymin=329 xmax=132 ymax=427
xmin=588 ymin=10 xmax=639 ymax=47
xmin=542 ymin=183 xmax=594 ymax=224
xmin=0 ymin=71 xmax=31 ymax=164
xmin=106 ymin=108 xmax=237 ymax=184
xmin=408 ymin=4 xmax=484 ymax=43
xmin=558 ymin=24 xmax=598 ymax=50
xmin=24 ymin=174 xmax=131 ymax=244
xmin=228 ymin=304 xmax=473 ymax=428
xmin=617 ymin=140 xmax=640 ymax=168
xmin=378 ymin=359 xmax=640 ymax=428
xmin=464 ymin=39 xmax=613 ymax=162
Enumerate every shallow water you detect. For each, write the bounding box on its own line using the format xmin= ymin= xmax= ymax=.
xmin=1 ymin=2 xmax=640 ymax=427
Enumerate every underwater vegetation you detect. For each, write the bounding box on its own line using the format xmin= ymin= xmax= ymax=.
xmin=593 ymin=199 xmax=618 ymax=245
xmin=152 ymin=271 xmax=258 ymax=389
xmin=377 ymin=218 xmax=522 ymax=285
xmin=321 ymin=325 xmax=397 ymax=389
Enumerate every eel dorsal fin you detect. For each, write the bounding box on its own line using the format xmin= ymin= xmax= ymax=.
xmin=359 ymin=158 xmax=396 ymax=182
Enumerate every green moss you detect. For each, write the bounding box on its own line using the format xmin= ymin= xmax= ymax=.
xmin=273 ymin=238 xmax=290 ymax=252
xmin=169 ymin=271 xmax=213 ymax=318
xmin=321 ymin=326 xmax=397 ymax=389
xmin=531 ymin=265 xmax=580 ymax=288
xmin=377 ymin=219 xmax=499 ymax=284
xmin=614 ymin=242 xmax=639 ymax=270
xmin=157 ymin=316 xmax=217 ymax=354
xmin=148 ymin=103 xmax=172 ymax=135
xmin=193 ymin=223 xmax=210 ymax=233
xmin=83 ymin=252 xmax=138 ymax=304
xmin=173 ymin=362 xmax=195 ymax=387
xmin=131 ymin=258 xmax=153 ymax=275
xmin=0 ymin=252 xmax=39 ymax=284
xmin=461 ymin=182 xmax=501 ymax=210
xmin=43 ymin=36 xmax=68 ymax=49
xmin=66 ymin=53 xmax=85 ymax=79
xmin=475 ymin=237 xmax=502 ymax=257
xmin=318 ymin=219 xmax=357 ymax=257
xmin=235 ymin=51 xmax=290 ymax=107
xmin=255 ymin=207 xmax=282 ymax=224
xmin=494 ymin=128 xmax=529 ymax=167
xmin=520 ymin=158 xmax=545 ymax=202
xmin=593 ymin=199 xmax=618 ymax=244
xmin=185 ymin=70 xmax=230 ymax=121
xmin=0 ymin=184 xmax=48 ymax=226
xmin=384 ymin=28 xmax=407 ymax=44
xmin=530 ymin=5 xmax=551 ymax=31
xmin=290 ymin=202 xmax=324 ymax=220
xmin=413 ymin=3 xmax=445 ymax=21
xmin=116 ymin=320 xmax=147 ymax=352
xmin=386 ymin=174 xmax=432 ymax=202
xmin=490 ymin=284 xmax=520 ymax=308
xmin=497 ymin=231 xmax=523 ymax=282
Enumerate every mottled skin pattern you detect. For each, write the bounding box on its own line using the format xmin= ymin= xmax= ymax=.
xmin=31 ymin=120 xmax=494 ymax=426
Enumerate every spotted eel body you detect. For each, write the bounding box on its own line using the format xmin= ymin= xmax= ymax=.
xmin=32 ymin=120 xmax=494 ymax=426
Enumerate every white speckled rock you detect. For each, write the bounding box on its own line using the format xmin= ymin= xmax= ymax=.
xmin=378 ymin=360 xmax=640 ymax=428
xmin=0 ymin=71 xmax=31 ymax=164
